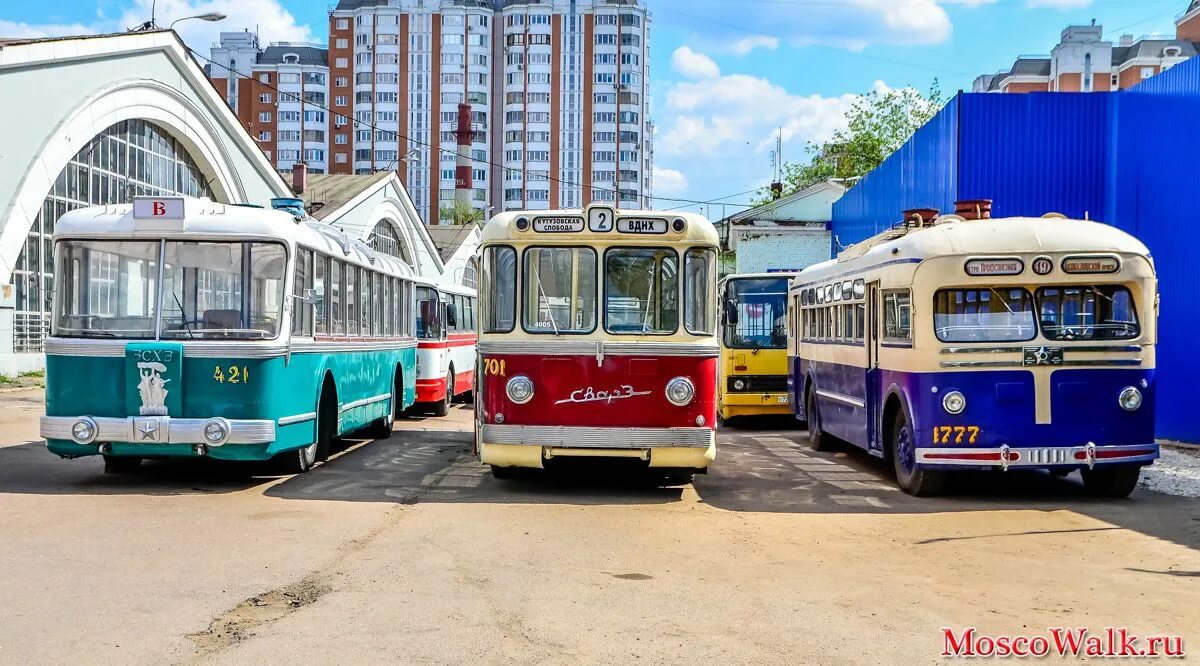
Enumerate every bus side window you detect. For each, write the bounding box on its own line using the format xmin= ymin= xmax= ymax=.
xmin=883 ymin=289 xmax=912 ymax=340
xmin=330 ymin=260 xmax=343 ymax=336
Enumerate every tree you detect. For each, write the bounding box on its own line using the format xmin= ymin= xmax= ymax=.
xmin=439 ymin=200 xmax=485 ymax=226
xmin=753 ymin=81 xmax=943 ymax=205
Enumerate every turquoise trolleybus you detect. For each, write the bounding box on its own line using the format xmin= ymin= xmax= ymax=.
xmin=40 ymin=196 xmax=418 ymax=474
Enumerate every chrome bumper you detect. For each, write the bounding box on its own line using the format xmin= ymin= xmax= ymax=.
xmin=916 ymin=443 xmax=1159 ymax=469
xmin=480 ymin=424 xmax=714 ymax=448
xmin=41 ymin=415 xmax=276 ymax=446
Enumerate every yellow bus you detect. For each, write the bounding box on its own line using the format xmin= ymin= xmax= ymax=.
xmin=718 ymin=272 xmax=797 ymax=425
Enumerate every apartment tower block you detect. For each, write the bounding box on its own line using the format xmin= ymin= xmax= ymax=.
xmin=210 ymin=0 xmax=654 ymax=225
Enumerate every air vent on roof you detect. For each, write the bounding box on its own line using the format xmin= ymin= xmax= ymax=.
xmin=902 ymin=208 xmax=940 ymax=228
xmin=954 ymin=199 xmax=992 ymax=220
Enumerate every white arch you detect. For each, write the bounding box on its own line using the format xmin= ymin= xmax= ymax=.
xmin=362 ymin=199 xmax=443 ymax=278
xmin=0 ymin=79 xmax=245 ymax=281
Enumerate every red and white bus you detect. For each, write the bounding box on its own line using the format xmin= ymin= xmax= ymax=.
xmin=414 ymin=281 xmax=477 ymax=416
xmin=475 ymin=204 xmax=720 ymax=483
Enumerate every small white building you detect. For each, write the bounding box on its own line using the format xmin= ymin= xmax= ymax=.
xmin=720 ymin=181 xmax=846 ymax=276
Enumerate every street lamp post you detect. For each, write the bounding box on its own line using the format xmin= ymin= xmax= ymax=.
xmin=170 ymin=13 xmax=228 ymax=30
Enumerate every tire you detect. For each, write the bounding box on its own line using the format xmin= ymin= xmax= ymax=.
xmin=806 ymin=388 xmax=832 ymax=452
xmin=276 ymin=389 xmax=329 ymax=474
xmin=889 ymin=409 xmax=945 ymax=497
xmin=366 ymin=375 xmax=398 ymax=440
xmin=103 ymin=455 xmax=142 ymax=474
xmin=275 ymin=440 xmax=317 ymax=475
xmin=1081 ymin=464 xmax=1141 ymax=498
xmin=432 ymin=371 xmax=453 ymax=417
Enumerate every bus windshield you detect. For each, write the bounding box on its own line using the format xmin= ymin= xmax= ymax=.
xmin=416 ymin=286 xmax=444 ymax=340
xmin=724 ymin=277 xmax=789 ymax=349
xmin=605 ymin=248 xmax=678 ymax=334
xmin=522 ymin=247 xmax=597 ymax=334
xmin=1037 ymin=285 xmax=1139 ymax=341
xmin=933 ymin=287 xmax=1037 ymax=343
xmin=55 ymin=239 xmax=286 ymax=340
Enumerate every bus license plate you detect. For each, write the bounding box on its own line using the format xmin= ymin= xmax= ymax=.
xmin=776 ymin=395 xmax=789 ymax=404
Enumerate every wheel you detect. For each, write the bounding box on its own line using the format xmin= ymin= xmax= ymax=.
xmin=432 ymin=371 xmax=453 ymax=417
xmin=275 ymin=389 xmax=330 ymax=474
xmin=1081 ymin=464 xmax=1141 ymax=498
xmin=889 ymin=409 xmax=945 ymax=497
xmin=366 ymin=375 xmax=398 ymax=439
xmin=659 ymin=471 xmax=695 ymax=486
xmin=806 ymin=389 xmax=832 ymax=452
xmin=275 ymin=440 xmax=317 ymax=475
xmin=103 ymin=455 xmax=142 ymax=474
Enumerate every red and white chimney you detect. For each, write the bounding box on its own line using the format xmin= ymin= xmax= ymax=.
xmin=292 ymin=162 xmax=308 ymax=196
xmin=454 ymin=102 xmax=473 ymax=212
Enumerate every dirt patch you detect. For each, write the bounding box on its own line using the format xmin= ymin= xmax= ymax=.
xmin=186 ymin=577 xmax=332 ymax=656
xmin=0 ymin=372 xmax=45 ymax=391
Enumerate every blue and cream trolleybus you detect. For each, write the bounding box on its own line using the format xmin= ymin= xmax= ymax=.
xmin=789 ymin=204 xmax=1159 ymax=497
xmin=40 ymin=196 xmax=418 ymax=474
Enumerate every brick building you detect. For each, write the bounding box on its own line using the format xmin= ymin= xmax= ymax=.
xmin=208 ymin=0 xmax=654 ymax=226
xmin=973 ymin=3 xmax=1200 ymax=93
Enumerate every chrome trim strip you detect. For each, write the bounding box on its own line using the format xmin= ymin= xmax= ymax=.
xmin=278 ymin=412 xmax=317 ymax=426
xmin=939 ymin=359 xmax=1143 ymax=369
xmin=917 ymin=444 xmax=1158 ymax=467
xmin=478 ymin=340 xmax=719 ymax=358
xmin=40 ymin=416 xmax=275 ymax=445
xmin=44 ymin=337 xmax=418 ymax=358
xmin=480 ymin=424 xmax=714 ymax=448
xmin=340 ymin=393 xmax=391 ymax=413
xmin=940 ymin=345 xmax=1143 ymax=355
xmin=816 ymin=389 xmax=866 ymax=409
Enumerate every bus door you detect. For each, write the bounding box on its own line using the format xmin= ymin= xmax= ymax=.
xmin=865 ymin=282 xmax=884 ymax=455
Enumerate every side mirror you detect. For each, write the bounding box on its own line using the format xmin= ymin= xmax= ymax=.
xmin=291 ymin=288 xmax=319 ymax=304
xmin=724 ymin=299 xmax=739 ymax=325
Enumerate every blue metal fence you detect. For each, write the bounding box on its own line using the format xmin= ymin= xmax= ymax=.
xmin=830 ymin=58 xmax=1200 ymax=441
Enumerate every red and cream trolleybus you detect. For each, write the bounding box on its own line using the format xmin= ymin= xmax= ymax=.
xmin=475 ymin=205 xmax=720 ymax=482
xmin=413 ymin=280 xmax=477 ymax=416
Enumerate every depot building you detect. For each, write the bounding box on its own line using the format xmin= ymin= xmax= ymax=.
xmin=0 ymin=31 xmax=451 ymax=375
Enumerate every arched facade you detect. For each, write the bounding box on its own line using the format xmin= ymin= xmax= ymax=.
xmin=11 ymin=120 xmax=215 ymax=352
xmin=369 ymin=218 xmax=413 ymax=266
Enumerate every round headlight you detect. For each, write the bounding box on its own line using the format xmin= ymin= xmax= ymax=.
xmin=203 ymin=418 xmax=231 ymax=446
xmin=71 ymin=417 xmax=98 ymax=444
xmin=733 ymin=378 xmax=746 ymax=391
xmin=506 ymin=375 xmax=535 ymax=404
xmin=1119 ymin=386 xmax=1143 ymax=412
xmin=666 ymin=377 xmax=696 ymax=407
xmin=942 ymin=390 xmax=966 ymax=415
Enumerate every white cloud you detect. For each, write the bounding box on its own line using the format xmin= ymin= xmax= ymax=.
xmin=0 ymin=0 xmax=315 ymax=55
xmin=652 ymin=167 xmax=690 ymax=199
xmin=730 ymin=36 xmax=779 ymax=56
xmin=1024 ymin=0 xmax=1092 ymax=7
xmin=659 ymin=73 xmax=864 ymax=159
xmin=670 ymin=46 xmax=720 ymax=80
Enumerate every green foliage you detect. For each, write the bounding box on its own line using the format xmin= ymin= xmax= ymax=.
xmin=754 ymin=81 xmax=944 ymax=205
xmin=438 ymin=200 xmax=486 ymax=226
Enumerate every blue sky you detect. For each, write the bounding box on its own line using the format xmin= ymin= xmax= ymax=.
xmin=3 ymin=0 xmax=1190 ymax=214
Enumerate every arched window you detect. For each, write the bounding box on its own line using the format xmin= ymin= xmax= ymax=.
xmin=1083 ymin=53 xmax=1093 ymax=92
xmin=370 ymin=220 xmax=411 ymax=264
xmin=12 ymin=119 xmax=213 ymax=352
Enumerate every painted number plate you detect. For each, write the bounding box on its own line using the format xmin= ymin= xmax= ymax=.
xmin=933 ymin=426 xmax=981 ymax=445
xmin=776 ymin=395 xmax=789 ymax=404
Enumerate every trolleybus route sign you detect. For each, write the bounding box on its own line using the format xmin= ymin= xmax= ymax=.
xmin=1062 ymin=255 xmax=1121 ymax=274
xmin=965 ymin=257 xmax=1024 ymax=276
xmin=533 ymin=216 xmax=585 ymax=233
xmin=617 ymin=217 xmax=668 ymax=234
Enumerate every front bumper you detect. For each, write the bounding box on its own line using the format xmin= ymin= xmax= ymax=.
xmin=916 ymin=443 xmax=1159 ymax=470
xmin=41 ymin=415 xmax=276 ymax=447
xmin=480 ymin=424 xmax=716 ymax=470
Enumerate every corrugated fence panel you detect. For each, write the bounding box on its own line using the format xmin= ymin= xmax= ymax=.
xmin=831 ymin=96 xmax=959 ymax=248
xmin=1107 ymin=64 xmax=1200 ymax=441
xmin=957 ymin=93 xmax=1110 ymax=222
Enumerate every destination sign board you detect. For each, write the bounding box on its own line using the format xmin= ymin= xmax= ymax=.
xmin=965 ymin=258 xmax=1024 ymax=276
xmin=617 ymin=217 xmax=668 ymax=234
xmin=533 ymin=216 xmax=585 ymax=233
xmin=133 ymin=197 xmax=185 ymax=221
xmin=1062 ymin=255 xmax=1120 ymax=274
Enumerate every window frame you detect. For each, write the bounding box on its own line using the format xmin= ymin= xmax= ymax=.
xmin=882 ymin=288 xmax=914 ymax=343
xmin=482 ymin=245 xmax=517 ymax=334
xmin=932 ymin=286 xmax=1038 ymax=344
xmin=602 ymin=246 xmax=680 ymax=337
xmin=1035 ymin=284 xmax=1140 ymax=342
xmin=521 ymin=245 xmax=599 ymax=336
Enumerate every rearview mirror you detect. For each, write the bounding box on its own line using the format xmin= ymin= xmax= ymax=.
xmin=724 ymin=299 xmax=739 ymax=325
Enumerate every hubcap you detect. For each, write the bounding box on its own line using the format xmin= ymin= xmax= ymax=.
xmin=897 ymin=424 xmax=915 ymax=475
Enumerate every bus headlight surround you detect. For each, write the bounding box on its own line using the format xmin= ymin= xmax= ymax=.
xmin=666 ymin=377 xmax=696 ymax=407
xmin=506 ymin=375 xmax=535 ymax=405
xmin=1119 ymin=386 xmax=1143 ymax=412
xmin=203 ymin=418 xmax=231 ymax=446
xmin=733 ymin=378 xmax=746 ymax=391
xmin=71 ymin=417 xmax=99 ymax=445
xmin=942 ymin=390 xmax=967 ymax=415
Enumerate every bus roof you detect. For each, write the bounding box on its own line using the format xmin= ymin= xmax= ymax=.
xmin=799 ymin=215 xmax=1151 ymax=283
xmin=54 ymin=197 xmax=415 ymax=278
xmin=482 ymin=205 xmax=719 ymax=246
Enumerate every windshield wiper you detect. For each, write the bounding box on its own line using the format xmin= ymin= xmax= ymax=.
xmin=533 ymin=266 xmax=560 ymax=336
xmin=172 ymin=290 xmax=195 ymax=339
